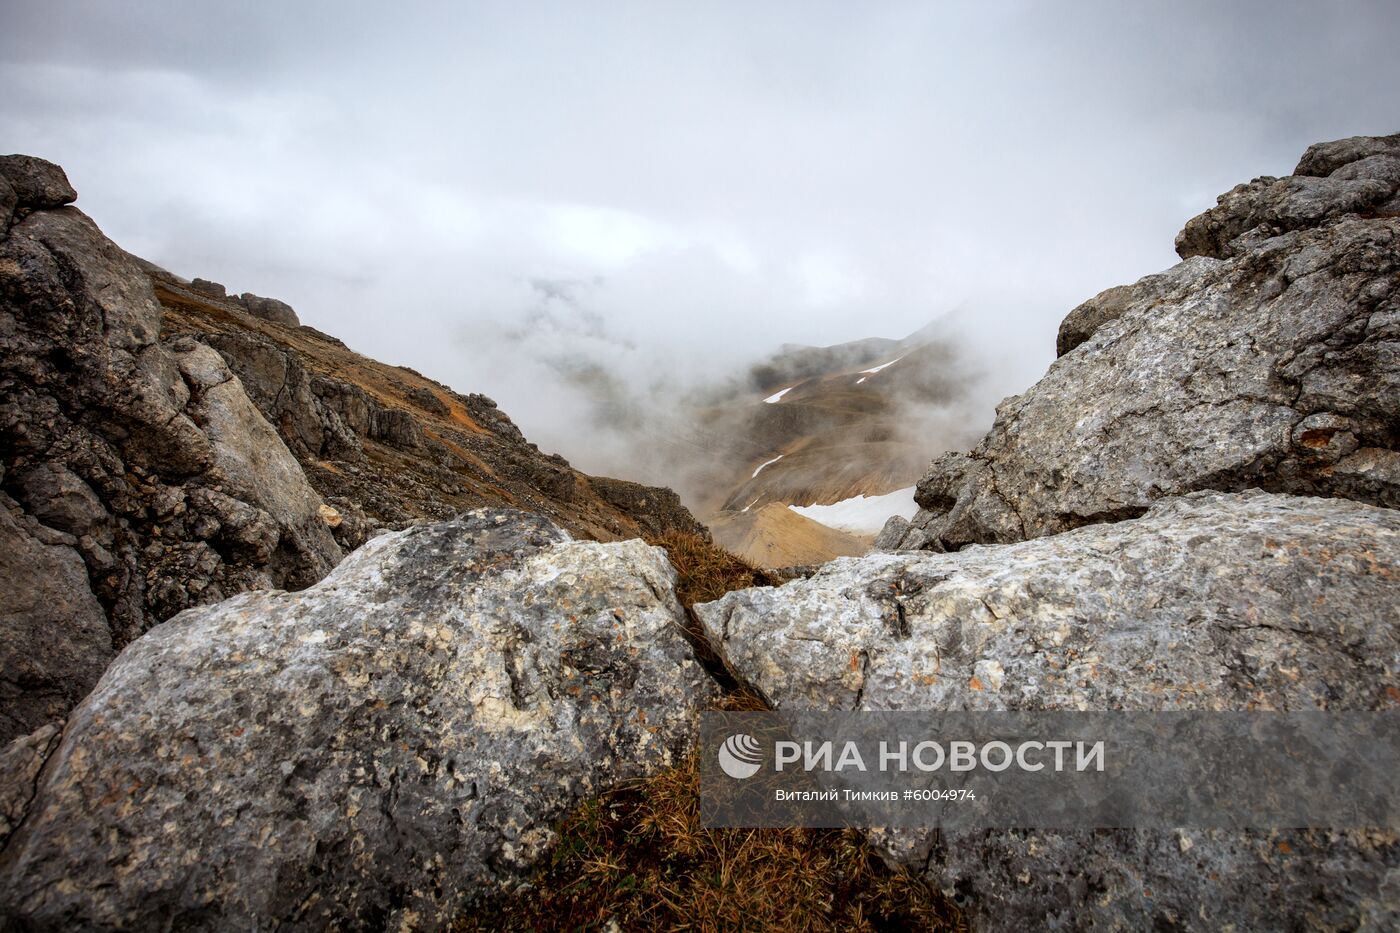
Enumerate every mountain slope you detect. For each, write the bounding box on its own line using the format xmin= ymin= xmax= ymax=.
xmin=708 ymin=502 xmax=869 ymax=568
xmin=709 ymin=336 xmax=970 ymax=513
xmin=149 ymin=266 xmax=706 ymax=548
xmin=680 ymin=326 xmax=979 ymax=565
xmin=0 ymin=154 xmax=705 ymax=744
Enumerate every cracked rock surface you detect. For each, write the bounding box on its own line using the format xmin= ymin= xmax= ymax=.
xmin=697 ymin=490 xmax=1400 ymax=930
xmin=0 ymin=508 xmax=714 ymax=932
xmin=0 ymin=159 xmax=341 ymax=743
xmin=886 ymin=133 xmax=1400 ymax=552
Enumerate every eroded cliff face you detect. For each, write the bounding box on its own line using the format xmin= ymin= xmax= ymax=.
xmin=0 ymin=155 xmax=707 ymax=745
xmin=880 ymin=132 xmax=1400 ymax=553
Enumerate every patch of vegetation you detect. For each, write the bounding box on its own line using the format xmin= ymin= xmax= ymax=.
xmin=457 ymin=535 xmax=964 ymax=932
xmin=649 ymin=529 xmax=778 ymax=608
xmin=455 ymin=743 xmax=963 ymax=933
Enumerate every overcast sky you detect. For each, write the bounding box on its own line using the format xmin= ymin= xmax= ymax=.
xmin=4 ymin=1 xmax=1399 ymax=476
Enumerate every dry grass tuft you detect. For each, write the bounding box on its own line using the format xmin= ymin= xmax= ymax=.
xmin=454 ymin=750 xmax=964 ymax=933
xmin=649 ymin=530 xmax=779 ymax=608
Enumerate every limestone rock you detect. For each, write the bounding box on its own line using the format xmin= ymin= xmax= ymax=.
xmin=1175 ymin=133 xmax=1400 ymax=262
xmin=0 ymin=721 xmax=65 ymax=847
xmin=0 ymin=173 xmax=341 ymax=740
xmin=697 ymin=491 xmax=1400 ymax=930
xmin=408 ymin=384 xmax=451 ymax=416
xmin=589 ymin=475 xmax=711 ymax=540
xmin=1053 ymin=259 xmax=1212 ymax=358
xmin=0 ymin=508 xmax=714 ymax=931
xmin=187 ymin=277 xmax=227 ymax=299
xmin=0 ymin=175 xmax=15 ymax=237
xmin=370 ymin=406 xmax=424 ymax=449
xmin=0 ymin=493 xmax=110 ymax=742
xmin=890 ymin=133 xmax=1400 ymax=553
xmin=200 ymin=330 xmax=363 ymax=462
xmin=0 ymin=155 xmax=77 ymax=211
xmin=1055 ymin=283 xmax=1134 ymax=357
xmin=1294 ymin=131 xmax=1400 ymax=178
xmin=236 ymin=291 xmax=300 ymax=326
xmin=170 ymin=339 xmax=340 ymax=589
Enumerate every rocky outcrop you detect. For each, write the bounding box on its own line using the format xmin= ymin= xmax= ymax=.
xmin=1177 ymin=133 xmax=1400 ymax=261
xmin=0 ymin=157 xmax=341 ymax=742
xmin=198 ymin=330 xmax=366 ymax=462
xmin=0 ymin=155 xmax=76 ymax=213
xmin=0 ymin=720 xmax=63 ymax=846
xmin=0 ymin=176 xmax=15 ymax=238
xmin=235 ymin=292 xmax=299 ymax=326
xmin=188 ymin=277 xmax=227 ymax=299
xmin=885 ymin=132 xmax=1400 ymax=552
xmin=589 ymin=475 xmax=710 ymax=540
xmin=153 ymin=269 xmax=708 ymax=546
xmin=1053 ymin=261 xmax=1209 ymax=358
xmin=183 ymin=279 xmax=301 ymax=326
xmin=697 ymin=490 xmax=1400 ymax=929
xmin=0 ymin=508 xmax=715 ymax=931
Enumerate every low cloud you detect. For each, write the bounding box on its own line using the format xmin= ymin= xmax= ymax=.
xmin=4 ymin=2 xmax=1398 ymax=506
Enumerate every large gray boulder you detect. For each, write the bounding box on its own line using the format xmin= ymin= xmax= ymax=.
xmin=0 ymin=161 xmax=341 ymax=742
xmin=236 ymin=291 xmax=300 ymax=326
xmin=0 ymin=155 xmax=77 ymax=212
xmin=1295 ymin=131 xmax=1400 ymax=178
xmin=886 ymin=132 xmax=1400 ymax=553
xmin=0 ymin=508 xmax=715 ymax=931
xmin=697 ymin=490 xmax=1400 ymax=930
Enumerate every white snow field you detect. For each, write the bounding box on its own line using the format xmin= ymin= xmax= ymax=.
xmin=790 ymin=485 xmax=917 ymax=535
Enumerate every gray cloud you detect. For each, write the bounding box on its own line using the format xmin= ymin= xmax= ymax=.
xmin=4 ymin=1 xmax=1398 ymax=489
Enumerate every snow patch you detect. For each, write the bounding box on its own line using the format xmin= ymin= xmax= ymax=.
xmin=764 ymin=386 xmax=793 ymax=404
xmin=855 ymin=355 xmax=905 ymax=381
xmin=790 ymin=486 xmax=917 ymax=535
xmin=741 ymin=497 xmax=760 ymax=513
xmin=751 ymin=455 xmax=784 ymax=478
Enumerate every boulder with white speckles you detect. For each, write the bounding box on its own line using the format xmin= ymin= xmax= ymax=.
xmin=0 ymin=508 xmax=715 ymax=931
xmin=697 ymin=490 xmax=1400 ymax=930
